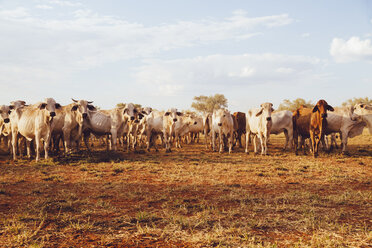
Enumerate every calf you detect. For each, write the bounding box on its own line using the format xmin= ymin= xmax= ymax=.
xmin=211 ymin=109 xmax=234 ymax=153
xmin=245 ymin=103 xmax=274 ymax=155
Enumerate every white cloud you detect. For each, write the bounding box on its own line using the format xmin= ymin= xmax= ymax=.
xmin=330 ymin=37 xmax=372 ymax=63
xmin=301 ymin=32 xmax=310 ymax=38
xmin=35 ymin=5 xmax=53 ymax=10
xmin=0 ymin=7 xmax=293 ymax=88
xmin=46 ymin=0 xmax=82 ymax=7
xmin=133 ymin=53 xmax=328 ymax=96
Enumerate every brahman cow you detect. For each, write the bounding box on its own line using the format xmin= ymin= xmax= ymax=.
xmin=270 ymin=110 xmax=293 ymax=150
xmin=293 ymin=100 xmax=334 ymax=157
xmin=245 ymin=103 xmax=274 ymax=155
xmin=163 ymin=108 xmax=183 ymax=152
xmin=325 ymin=105 xmax=365 ymax=154
xmin=9 ymin=98 xmax=61 ymax=161
xmin=353 ymin=103 xmax=372 ymax=134
xmin=63 ymin=99 xmax=95 ymax=153
xmin=211 ymin=108 xmax=234 ymax=153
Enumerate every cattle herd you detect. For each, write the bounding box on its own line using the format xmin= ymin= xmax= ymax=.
xmin=0 ymin=98 xmax=371 ymax=161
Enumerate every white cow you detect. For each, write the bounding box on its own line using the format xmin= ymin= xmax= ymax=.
xmin=245 ymin=102 xmax=274 ymax=155
xmin=83 ymin=107 xmax=127 ymax=152
xmin=9 ymin=98 xmax=61 ymax=161
xmin=63 ymin=99 xmax=95 ymax=153
xmin=325 ymin=105 xmax=366 ymax=153
xmin=0 ymin=105 xmax=12 ymax=151
xmin=353 ymin=103 xmax=372 ymax=134
xmin=142 ymin=110 xmax=164 ymax=152
xmin=186 ymin=115 xmax=203 ymax=143
xmin=270 ymin=110 xmax=293 ymax=150
xmin=163 ymin=108 xmax=183 ymax=152
xmin=211 ymin=108 xmax=234 ymax=153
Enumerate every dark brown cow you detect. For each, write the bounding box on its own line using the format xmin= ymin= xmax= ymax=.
xmin=232 ymin=112 xmax=246 ymax=148
xmin=293 ymin=100 xmax=334 ymax=157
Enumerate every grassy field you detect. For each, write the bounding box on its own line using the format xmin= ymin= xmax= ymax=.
xmin=0 ymin=132 xmax=371 ymax=247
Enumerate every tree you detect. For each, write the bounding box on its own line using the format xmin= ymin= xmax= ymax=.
xmin=191 ymin=94 xmax=228 ymax=114
xmin=116 ymin=103 xmax=142 ymax=109
xmin=342 ymin=97 xmax=372 ymax=107
xmin=277 ymin=98 xmax=313 ymax=112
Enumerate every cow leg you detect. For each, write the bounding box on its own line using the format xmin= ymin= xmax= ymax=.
xmin=11 ymin=131 xmax=18 ymax=160
xmin=44 ymin=133 xmax=51 ymax=160
xmin=253 ymin=135 xmax=258 ymax=154
xmin=228 ymin=133 xmax=233 ymax=154
xmin=34 ymin=134 xmax=41 ymax=162
xmin=83 ymin=133 xmax=91 ymax=153
xmin=245 ymin=131 xmax=250 ymax=154
xmin=219 ymin=132 xmax=224 ymax=153
xmin=340 ymin=130 xmax=348 ymax=154
xmin=212 ymin=130 xmax=216 ymax=152
xmin=310 ymin=132 xmax=318 ymax=157
xmin=25 ymin=140 xmax=32 ymax=159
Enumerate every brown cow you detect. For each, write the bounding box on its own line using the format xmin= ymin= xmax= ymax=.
xmin=232 ymin=112 xmax=246 ymax=148
xmin=293 ymin=100 xmax=334 ymax=157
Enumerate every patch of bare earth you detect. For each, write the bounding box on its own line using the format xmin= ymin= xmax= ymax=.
xmin=0 ymin=132 xmax=371 ymax=247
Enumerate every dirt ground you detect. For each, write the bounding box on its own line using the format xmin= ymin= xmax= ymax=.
xmin=0 ymin=133 xmax=371 ymax=247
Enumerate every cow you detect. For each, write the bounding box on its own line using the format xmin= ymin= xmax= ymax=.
xmin=325 ymin=105 xmax=365 ymax=154
xmin=245 ymin=103 xmax=274 ymax=155
xmin=211 ymin=108 xmax=234 ymax=153
xmin=141 ymin=110 xmax=164 ymax=152
xmin=9 ymin=98 xmax=61 ymax=161
xmin=203 ymin=113 xmax=212 ymax=149
xmin=0 ymin=105 xmax=12 ymax=151
xmin=121 ymin=103 xmax=143 ymax=151
xmin=63 ymin=99 xmax=95 ymax=153
xmin=183 ymin=115 xmax=203 ymax=144
xmin=293 ymin=100 xmax=334 ymax=157
xmin=270 ymin=110 xmax=293 ymax=150
xmin=83 ymin=106 xmax=130 ymax=152
xmin=232 ymin=112 xmax=246 ymax=148
xmin=163 ymin=108 xmax=183 ymax=152
xmin=353 ymin=103 xmax=372 ymax=134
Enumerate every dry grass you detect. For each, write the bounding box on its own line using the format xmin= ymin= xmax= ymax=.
xmin=0 ymin=131 xmax=371 ymax=247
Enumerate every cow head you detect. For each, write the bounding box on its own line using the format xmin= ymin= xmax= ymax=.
xmin=141 ymin=107 xmax=153 ymax=115
xmin=71 ymin=98 xmax=95 ymax=119
xmin=165 ymin=108 xmax=182 ymax=122
xmin=39 ymin=98 xmax=61 ymax=118
xmin=353 ymin=103 xmax=372 ymax=115
xmin=312 ymin=99 xmax=334 ymax=119
xmin=0 ymin=105 xmax=12 ymax=123
xmin=256 ymin=102 xmax=274 ymax=122
xmin=213 ymin=108 xmax=230 ymax=127
xmin=123 ymin=103 xmax=141 ymax=121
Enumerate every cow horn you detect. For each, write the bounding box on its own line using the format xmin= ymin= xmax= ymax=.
xmin=71 ymin=98 xmax=78 ymax=102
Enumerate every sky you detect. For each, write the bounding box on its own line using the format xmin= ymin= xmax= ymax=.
xmin=0 ymin=0 xmax=371 ymax=112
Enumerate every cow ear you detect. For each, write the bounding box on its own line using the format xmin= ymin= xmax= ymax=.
xmin=255 ymin=109 xmax=263 ymax=117
xmin=271 ymin=108 xmax=275 ymax=112
xmin=39 ymin=103 xmax=47 ymax=109
xmin=164 ymin=112 xmax=170 ymax=116
xmin=312 ymin=105 xmax=319 ymax=113
xmin=55 ymin=103 xmax=61 ymax=109
xmin=327 ymin=105 xmax=334 ymax=112
xmin=176 ymin=112 xmax=183 ymax=116
xmin=138 ymin=113 xmax=144 ymax=119
xmin=364 ymin=105 xmax=372 ymax=110
xmin=88 ymin=105 xmax=96 ymax=111
xmin=9 ymin=105 xmax=14 ymax=110
xmin=71 ymin=105 xmax=78 ymax=111
xmin=123 ymin=108 xmax=128 ymax=114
